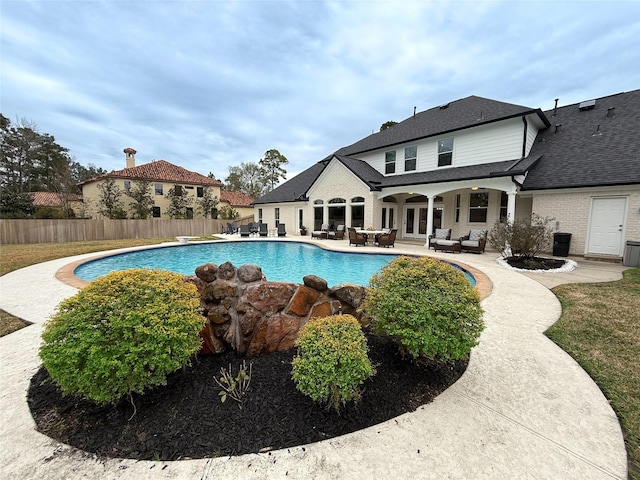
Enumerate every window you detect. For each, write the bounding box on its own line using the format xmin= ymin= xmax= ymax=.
xmin=469 ymin=192 xmax=489 ymax=223
xmin=197 ymin=187 xmax=204 ymax=198
xmin=314 ymin=206 xmax=323 ymax=230
xmin=174 ymin=185 xmax=183 ymax=196
xmin=186 ymin=207 xmax=193 ymax=219
xmin=351 ymin=196 xmax=365 ymax=203
xmin=455 ymin=194 xmax=461 ymax=223
xmin=438 ymin=137 xmax=454 ymax=167
xmin=124 ymin=180 xmax=131 ymax=191
xmin=211 ymin=208 xmax=218 ymax=219
xmin=328 ymin=198 xmax=346 ymax=204
xmin=385 ymin=151 xmax=396 ymax=174
xmin=258 ymin=208 xmax=263 ymax=223
xmin=155 ymin=184 xmax=163 ymax=195
xmin=152 ymin=206 xmax=161 ymax=217
xmin=275 ymin=207 xmax=280 ymax=226
xmin=382 ymin=208 xmax=387 ymax=229
xmin=500 ymin=191 xmax=508 ymax=221
xmin=404 ymin=146 xmax=417 ymax=171
xmin=313 ymin=199 xmax=324 ymax=205
xmin=185 ymin=186 xmax=194 ymax=190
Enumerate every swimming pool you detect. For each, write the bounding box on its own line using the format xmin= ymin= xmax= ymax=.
xmin=74 ymin=241 xmax=476 ymax=287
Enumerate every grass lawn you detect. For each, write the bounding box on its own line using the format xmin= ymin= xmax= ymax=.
xmin=546 ymin=268 xmax=640 ymax=480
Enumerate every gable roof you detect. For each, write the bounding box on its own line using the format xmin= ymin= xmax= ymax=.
xmin=80 ymin=160 xmax=222 ymax=187
xmin=522 ymin=89 xmax=640 ymax=190
xmin=221 ymin=190 xmax=254 ymax=207
xmin=336 ymin=95 xmax=549 ymax=156
xmin=32 ymin=191 xmax=83 ymax=206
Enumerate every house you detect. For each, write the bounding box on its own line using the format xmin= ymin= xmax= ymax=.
xmin=32 ymin=191 xmax=84 ymax=218
xmin=254 ymin=89 xmax=640 ymax=259
xmin=220 ymin=190 xmax=255 ymax=219
xmin=80 ymin=148 xmax=227 ymax=219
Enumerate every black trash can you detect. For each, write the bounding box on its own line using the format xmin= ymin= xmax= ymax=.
xmin=553 ymin=232 xmax=572 ymax=257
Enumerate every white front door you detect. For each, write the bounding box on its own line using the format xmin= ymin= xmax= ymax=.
xmin=587 ymin=197 xmax=627 ymax=255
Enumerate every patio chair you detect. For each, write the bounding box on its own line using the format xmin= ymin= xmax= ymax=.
xmin=277 ymin=223 xmax=286 ymax=237
xmin=312 ymin=223 xmax=329 ymax=239
xmin=459 ymin=229 xmax=487 ymax=253
xmin=250 ymin=222 xmax=260 ymax=236
xmin=376 ymin=229 xmax=397 ymax=248
xmin=226 ymin=222 xmax=238 ymax=234
xmin=239 ymin=224 xmax=250 ymax=237
xmin=348 ymin=228 xmax=366 ymax=247
xmin=259 ymin=223 xmax=268 ymax=237
xmin=327 ymin=224 xmax=345 ymax=240
xmin=428 ymin=228 xmax=451 ymax=249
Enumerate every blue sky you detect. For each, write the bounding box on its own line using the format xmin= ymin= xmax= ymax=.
xmin=2 ymin=0 xmax=639 ymax=183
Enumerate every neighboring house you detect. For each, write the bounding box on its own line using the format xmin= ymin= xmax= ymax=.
xmin=220 ymin=190 xmax=255 ymax=218
xmin=80 ymin=148 xmax=226 ymax=219
xmin=254 ymin=89 xmax=640 ymax=259
xmin=32 ymin=191 xmax=84 ymax=217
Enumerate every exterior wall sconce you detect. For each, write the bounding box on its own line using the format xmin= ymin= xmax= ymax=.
xmin=471 ymin=186 xmax=479 ymax=191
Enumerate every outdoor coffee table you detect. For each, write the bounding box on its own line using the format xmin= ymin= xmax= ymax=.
xmin=434 ymin=239 xmax=462 ymax=253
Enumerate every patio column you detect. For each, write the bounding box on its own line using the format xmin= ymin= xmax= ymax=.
xmin=424 ymin=195 xmax=435 ymax=247
xmin=507 ymin=192 xmax=517 ymax=223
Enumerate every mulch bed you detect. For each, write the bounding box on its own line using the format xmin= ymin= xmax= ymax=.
xmin=27 ymin=333 xmax=466 ymax=461
xmin=506 ymin=256 xmax=566 ymax=270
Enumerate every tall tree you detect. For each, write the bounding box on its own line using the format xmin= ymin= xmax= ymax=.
xmin=224 ymin=162 xmax=266 ymax=198
xmin=380 ymin=120 xmax=397 ymax=131
xmin=97 ymin=178 xmax=127 ymax=219
xmin=124 ymin=180 xmax=154 ymax=219
xmin=196 ymin=187 xmax=219 ymax=219
xmin=259 ymin=149 xmax=288 ymax=191
xmin=165 ymin=186 xmax=194 ymax=219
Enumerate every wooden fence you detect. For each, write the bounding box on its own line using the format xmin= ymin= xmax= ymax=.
xmin=0 ymin=217 xmax=254 ymax=244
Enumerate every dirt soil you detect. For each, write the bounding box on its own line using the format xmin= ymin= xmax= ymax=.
xmin=28 ymin=333 xmax=466 ymax=461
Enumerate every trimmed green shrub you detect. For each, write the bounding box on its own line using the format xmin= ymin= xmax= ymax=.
xmin=364 ymin=256 xmax=484 ymax=361
xmin=39 ymin=269 xmax=204 ymax=405
xmin=292 ymin=314 xmax=375 ymax=411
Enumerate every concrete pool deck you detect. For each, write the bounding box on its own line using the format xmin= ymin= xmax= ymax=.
xmin=0 ymin=238 xmax=629 ymax=479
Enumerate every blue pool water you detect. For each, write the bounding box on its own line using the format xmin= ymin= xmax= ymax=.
xmin=75 ymin=241 xmax=475 ymax=287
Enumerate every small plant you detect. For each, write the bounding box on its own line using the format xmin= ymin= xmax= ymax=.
xmin=39 ymin=269 xmax=204 ymax=407
xmin=292 ymin=314 xmax=375 ymax=412
xmin=488 ymin=213 xmax=554 ymax=260
xmin=364 ymin=256 xmax=484 ymax=361
xmin=214 ymin=360 xmax=253 ymax=405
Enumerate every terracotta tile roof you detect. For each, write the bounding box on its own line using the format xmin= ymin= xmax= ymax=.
xmin=221 ymin=190 xmax=254 ymax=207
xmin=81 ymin=160 xmax=222 ymax=187
xmin=32 ymin=192 xmax=83 ymax=206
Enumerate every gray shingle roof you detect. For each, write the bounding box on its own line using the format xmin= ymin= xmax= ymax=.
xmin=522 ymin=89 xmax=640 ymax=190
xmin=336 ymin=95 xmax=548 ymax=156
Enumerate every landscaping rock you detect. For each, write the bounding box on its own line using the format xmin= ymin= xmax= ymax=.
xmin=190 ymin=262 xmax=367 ymax=356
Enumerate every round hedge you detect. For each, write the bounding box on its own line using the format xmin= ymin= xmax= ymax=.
xmin=40 ymin=269 xmax=204 ymax=405
xmin=292 ymin=314 xmax=375 ymax=411
xmin=365 ymin=256 xmax=484 ymax=361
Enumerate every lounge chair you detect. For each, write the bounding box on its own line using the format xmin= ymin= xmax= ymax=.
xmin=312 ymin=223 xmax=329 ymax=239
xmin=226 ymin=222 xmax=238 ymax=234
xmin=328 ymin=224 xmax=345 ymax=240
xmin=376 ymin=229 xmax=397 ymax=248
xmin=428 ymin=228 xmax=451 ymax=249
xmin=277 ymin=223 xmax=286 ymax=237
xmin=259 ymin=223 xmax=268 ymax=237
xmin=239 ymin=224 xmax=250 ymax=237
xmin=348 ymin=227 xmax=366 ymax=247
xmin=459 ymin=229 xmax=487 ymax=253
xmin=249 ymin=222 xmax=260 ymax=236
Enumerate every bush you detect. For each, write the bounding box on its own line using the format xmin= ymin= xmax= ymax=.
xmin=364 ymin=256 xmax=483 ymax=361
xmin=292 ymin=315 xmax=375 ymax=411
xmin=40 ymin=269 xmax=204 ymax=405
xmin=488 ymin=213 xmax=554 ymax=259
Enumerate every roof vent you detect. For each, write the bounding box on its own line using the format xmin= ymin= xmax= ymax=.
xmin=579 ymin=99 xmax=596 ymax=111
xmin=606 ymin=107 xmax=616 ymax=118
xmin=439 ymin=103 xmax=449 ymax=110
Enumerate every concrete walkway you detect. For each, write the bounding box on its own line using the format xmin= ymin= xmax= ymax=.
xmin=0 ymin=240 xmax=629 ymax=479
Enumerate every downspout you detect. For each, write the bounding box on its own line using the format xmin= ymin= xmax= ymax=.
xmin=521 ymin=115 xmax=528 ymax=159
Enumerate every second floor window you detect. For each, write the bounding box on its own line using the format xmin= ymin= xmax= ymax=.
xmin=385 ymin=151 xmax=396 ymax=174
xmin=155 ymin=184 xmax=163 ymax=195
xmin=174 ymin=185 xmax=183 ymax=196
xmin=124 ymin=180 xmax=131 ymax=190
xmin=197 ymin=187 xmax=204 ymax=198
xmin=438 ymin=137 xmax=454 ymax=167
xmin=404 ymin=146 xmax=417 ymax=171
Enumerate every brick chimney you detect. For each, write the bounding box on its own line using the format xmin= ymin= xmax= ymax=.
xmin=124 ymin=147 xmax=137 ymax=168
